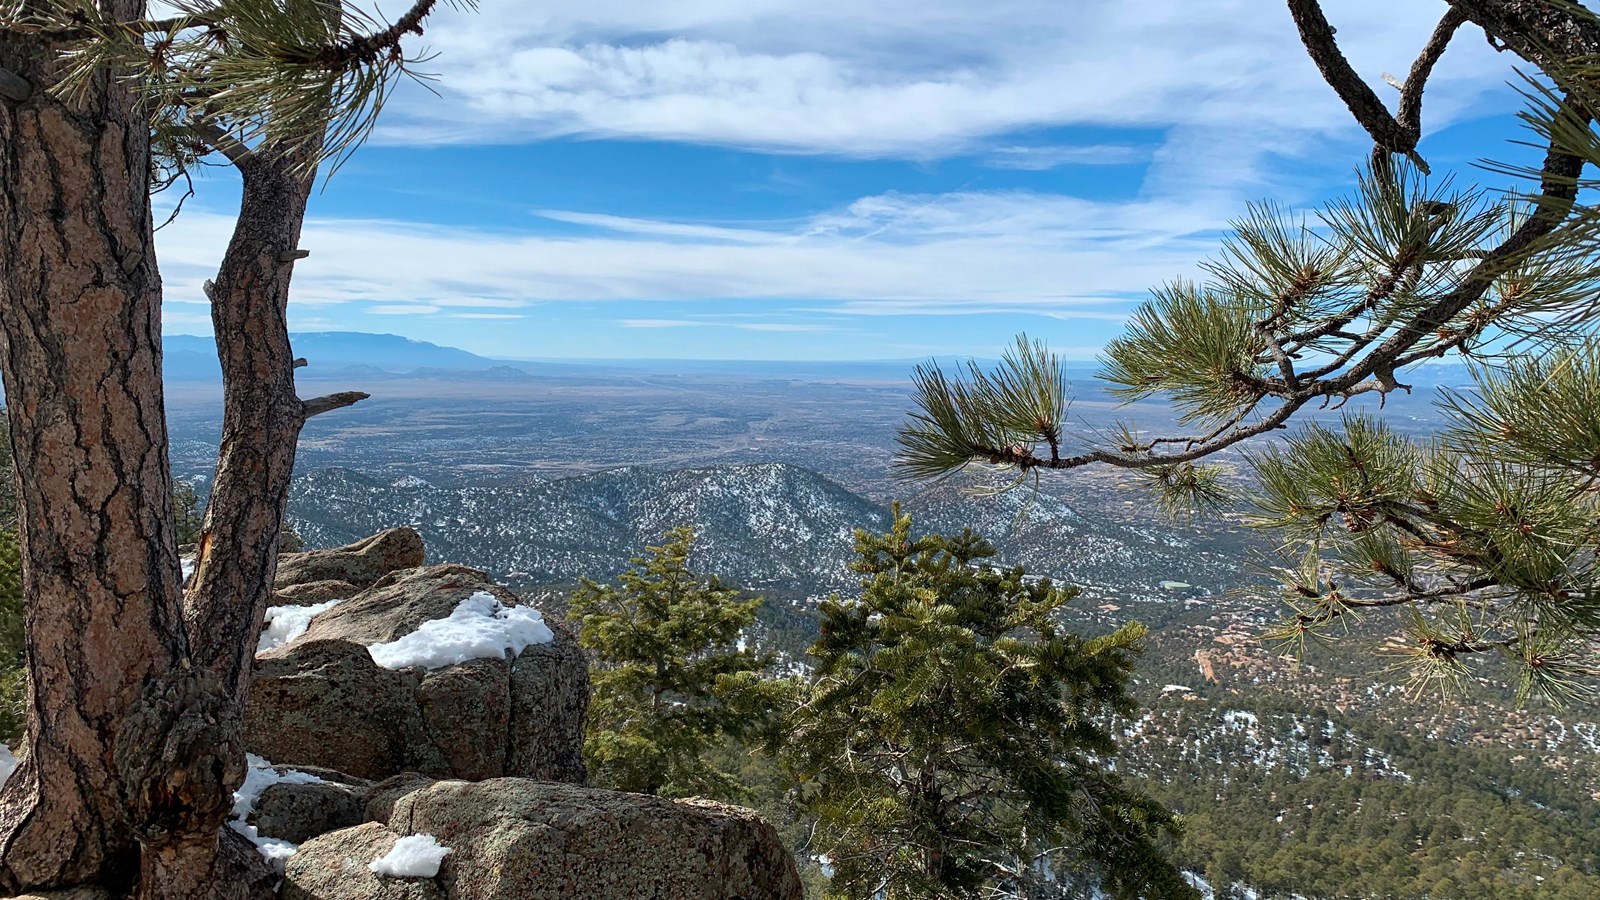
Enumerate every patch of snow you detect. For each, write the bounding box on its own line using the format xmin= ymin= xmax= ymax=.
xmin=229 ymin=754 xmax=324 ymax=868
xmin=367 ymin=591 xmax=553 ymax=670
xmin=0 ymin=743 xmax=16 ymax=790
xmin=369 ymin=833 xmax=451 ymax=878
xmin=1183 ymin=871 xmax=1216 ymax=900
xmin=1161 ymin=684 xmax=1193 ymax=695
xmin=256 ymin=599 xmax=343 ymax=656
xmin=180 ymin=557 xmax=195 ymax=581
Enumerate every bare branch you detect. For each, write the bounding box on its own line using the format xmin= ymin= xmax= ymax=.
xmin=278 ymin=249 xmax=310 ymax=262
xmin=1398 ymin=8 xmax=1469 ymax=137
xmin=1344 ymin=577 xmax=1502 ymax=608
xmin=140 ymin=12 xmax=221 ymax=34
xmin=300 ymin=391 xmax=369 ymax=419
xmin=1287 ymin=0 xmax=1429 ymax=169
xmin=182 ymin=120 xmax=253 ymax=167
xmin=0 ymin=65 xmax=31 ymax=103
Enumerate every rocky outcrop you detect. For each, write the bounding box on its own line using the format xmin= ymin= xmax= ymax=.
xmin=275 ymin=579 xmax=363 ymax=605
xmin=248 ymin=529 xmax=801 ymax=899
xmin=275 ymin=527 xmax=425 ymax=591
xmin=252 ymin=766 xmax=372 ymax=846
xmin=282 ymin=779 xmax=805 ymax=900
xmin=247 ymin=564 xmax=588 ymax=784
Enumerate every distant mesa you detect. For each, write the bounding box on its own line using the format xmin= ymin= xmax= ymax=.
xmin=164 ymin=331 xmax=511 ymax=381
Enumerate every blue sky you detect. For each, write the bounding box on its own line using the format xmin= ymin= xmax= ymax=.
xmin=156 ymin=0 xmax=1541 ymax=360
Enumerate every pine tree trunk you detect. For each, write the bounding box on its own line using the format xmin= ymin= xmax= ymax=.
xmin=0 ymin=3 xmax=242 ymax=892
xmin=0 ymin=5 xmax=351 ymax=895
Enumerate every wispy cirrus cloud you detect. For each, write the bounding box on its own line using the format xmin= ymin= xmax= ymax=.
xmin=982 ymin=144 xmax=1149 ymax=170
xmin=368 ymin=303 xmax=443 ymax=315
xmin=381 ymin=0 xmax=1515 ymax=172
xmin=154 ymin=187 xmax=1231 ymax=321
xmin=620 ymin=319 xmax=835 ymax=332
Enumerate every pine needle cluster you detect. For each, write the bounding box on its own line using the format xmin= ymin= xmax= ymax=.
xmin=2 ymin=0 xmax=475 ymax=174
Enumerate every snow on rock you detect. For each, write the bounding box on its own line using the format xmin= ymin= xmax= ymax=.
xmin=256 ymin=599 xmax=344 ymax=656
xmin=0 ymin=743 xmax=16 ymax=790
xmin=366 ymin=591 xmax=553 ymax=670
xmin=368 ymin=833 xmax=451 ymax=878
xmin=229 ymin=754 xmax=325 ymax=868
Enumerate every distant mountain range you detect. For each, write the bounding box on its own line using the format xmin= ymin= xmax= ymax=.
xmin=166 ymin=330 xmax=1484 ymax=388
xmin=162 ymin=332 xmax=983 ymax=383
xmin=287 ymin=462 xmax=1253 ymax=600
xmin=164 ymin=332 xmax=516 ymax=380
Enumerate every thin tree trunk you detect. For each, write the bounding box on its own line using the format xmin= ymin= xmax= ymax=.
xmin=186 ymin=151 xmax=327 ymax=699
xmin=0 ymin=2 xmax=240 ymax=892
xmin=148 ymin=14 xmax=365 ymax=895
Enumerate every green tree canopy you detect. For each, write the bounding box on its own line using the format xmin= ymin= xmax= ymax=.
xmin=783 ymin=509 xmax=1195 ymax=900
xmin=570 ymin=526 xmax=776 ymax=798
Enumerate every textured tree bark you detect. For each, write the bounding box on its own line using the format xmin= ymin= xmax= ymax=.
xmin=0 ymin=0 xmax=368 ymax=889
xmin=188 ymin=149 xmax=330 ymax=709
xmin=1446 ymin=0 xmax=1600 ymax=72
xmin=0 ymin=2 xmax=353 ymax=894
xmin=0 ymin=1 xmax=220 ymax=893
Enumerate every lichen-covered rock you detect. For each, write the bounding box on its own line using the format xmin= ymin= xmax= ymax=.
xmin=275 ymin=579 xmax=362 ymax=605
xmin=253 ymin=766 xmax=372 ymax=845
xmin=280 ymin=823 xmax=446 ymax=900
xmin=365 ymin=773 xmax=436 ymax=824
xmin=247 ymin=639 xmax=445 ymax=781
xmin=275 ymin=527 xmax=425 ymax=590
xmin=283 ymin=780 xmax=804 ymax=900
xmin=246 ymin=564 xmax=587 ymax=784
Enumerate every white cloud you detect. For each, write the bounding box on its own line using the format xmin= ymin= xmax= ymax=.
xmin=620 ymin=319 xmax=835 ymax=331
xmin=379 ymin=0 xmax=1516 ymax=167
xmin=368 ymin=304 xmax=443 ymax=315
xmin=154 ymin=188 xmax=1231 ymax=318
xmin=983 ymin=144 xmax=1148 ymax=170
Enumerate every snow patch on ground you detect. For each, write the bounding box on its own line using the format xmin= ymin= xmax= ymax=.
xmin=367 ymin=591 xmax=553 ymax=670
xmin=0 ymin=744 xmax=16 ymax=790
xmin=369 ymin=833 xmax=452 ymax=878
xmin=256 ymin=599 xmax=344 ymax=656
xmin=229 ymin=754 xmax=324 ymax=867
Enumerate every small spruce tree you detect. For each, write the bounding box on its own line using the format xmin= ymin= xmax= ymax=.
xmin=782 ymin=508 xmax=1195 ymax=900
xmin=570 ymin=526 xmax=775 ymax=797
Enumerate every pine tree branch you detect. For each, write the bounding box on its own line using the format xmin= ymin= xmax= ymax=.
xmin=1341 ymin=577 xmax=1502 ymax=608
xmin=1 ymin=9 xmax=220 ymax=42
xmin=300 ymin=391 xmax=369 ymax=419
xmin=1446 ymin=0 xmax=1600 ymax=74
xmin=1287 ymin=0 xmax=1434 ymax=171
xmin=313 ymin=0 xmax=438 ymax=69
xmin=139 ymin=12 xmax=221 ymax=35
xmin=181 ymin=120 xmax=253 ymax=167
xmin=1398 ymin=8 xmax=1469 ymax=138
